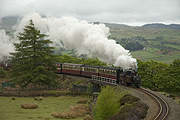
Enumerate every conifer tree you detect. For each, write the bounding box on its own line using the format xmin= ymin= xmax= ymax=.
xmin=11 ymin=20 xmax=57 ymax=88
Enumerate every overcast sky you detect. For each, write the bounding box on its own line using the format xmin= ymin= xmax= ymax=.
xmin=0 ymin=0 xmax=180 ymax=26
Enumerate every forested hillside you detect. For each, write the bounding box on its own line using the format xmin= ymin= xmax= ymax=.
xmin=106 ymin=23 xmax=180 ymax=63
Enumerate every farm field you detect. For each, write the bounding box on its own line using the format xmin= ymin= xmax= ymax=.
xmin=0 ymin=96 xmax=88 ymax=120
xmin=131 ymin=49 xmax=180 ymax=63
xmin=106 ymin=24 xmax=180 ymax=63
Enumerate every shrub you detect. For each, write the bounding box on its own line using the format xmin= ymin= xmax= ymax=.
xmin=34 ymin=96 xmax=43 ymax=101
xmin=51 ymin=112 xmax=76 ymax=119
xmin=21 ymin=104 xmax=38 ymax=109
xmin=51 ymin=104 xmax=90 ymax=119
xmin=138 ymin=59 xmax=180 ymax=92
xmin=94 ymin=86 xmax=126 ymax=120
xmin=110 ymin=94 xmax=148 ymax=120
xmin=77 ymin=99 xmax=88 ymax=104
xmin=11 ymin=97 xmax=16 ymax=100
xmin=84 ymin=115 xmax=93 ymax=120
xmin=110 ymin=101 xmax=148 ymax=120
xmin=0 ymin=68 xmax=6 ymax=78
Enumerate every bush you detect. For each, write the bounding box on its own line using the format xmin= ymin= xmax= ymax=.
xmin=94 ymin=86 xmax=126 ymax=120
xmin=84 ymin=115 xmax=93 ymax=120
xmin=0 ymin=68 xmax=6 ymax=78
xmin=21 ymin=104 xmax=38 ymax=109
xmin=178 ymin=99 xmax=180 ymax=105
xmin=138 ymin=59 xmax=180 ymax=92
xmin=110 ymin=101 xmax=148 ymax=120
xmin=110 ymin=95 xmax=148 ymax=120
xmin=51 ymin=104 xmax=90 ymax=119
xmin=77 ymin=99 xmax=88 ymax=104
xmin=51 ymin=112 xmax=76 ymax=119
xmin=56 ymin=54 xmax=107 ymax=66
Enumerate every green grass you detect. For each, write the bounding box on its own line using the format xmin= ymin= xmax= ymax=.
xmin=131 ymin=46 xmax=180 ymax=63
xmin=109 ymin=26 xmax=180 ymax=63
xmin=132 ymin=50 xmax=180 ymax=63
xmin=132 ymin=50 xmax=156 ymax=60
xmin=0 ymin=96 xmax=88 ymax=120
xmin=163 ymin=44 xmax=180 ymax=50
xmin=110 ymin=27 xmax=180 ymax=42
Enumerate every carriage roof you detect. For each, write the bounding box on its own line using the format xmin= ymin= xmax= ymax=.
xmin=56 ymin=62 xmax=124 ymax=71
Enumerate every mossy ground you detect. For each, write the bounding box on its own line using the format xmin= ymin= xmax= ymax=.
xmin=110 ymin=94 xmax=149 ymax=120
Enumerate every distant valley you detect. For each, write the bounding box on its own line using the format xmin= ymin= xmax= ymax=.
xmin=105 ymin=22 xmax=180 ymax=63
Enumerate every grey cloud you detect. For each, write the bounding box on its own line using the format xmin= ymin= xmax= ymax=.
xmin=0 ymin=0 xmax=180 ymax=25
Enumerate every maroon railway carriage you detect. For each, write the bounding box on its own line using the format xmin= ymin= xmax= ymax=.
xmin=1 ymin=62 xmax=141 ymax=87
xmin=55 ymin=63 xmax=141 ymax=87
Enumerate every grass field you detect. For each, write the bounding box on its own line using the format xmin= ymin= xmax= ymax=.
xmin=0 ymin=96 xmax=88 ymax=120
xmin=108 ymin=26 xmax=180 ymax=63
xmin=131 ymin=49 xmax=180 ymax=63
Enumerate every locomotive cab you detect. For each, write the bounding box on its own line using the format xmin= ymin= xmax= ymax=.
xmin=119 ymin=69 xmax=141 ymax=88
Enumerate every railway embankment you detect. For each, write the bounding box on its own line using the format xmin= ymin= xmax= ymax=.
xmin=151 ymin=91 xmax=180 ymax=120
xmin=123 ymin=87 xmax=159 ymax=120
xmin=126 ymin=87 xmax=180 ymax=120
xmin=110 ymin=94 xmax=148 ymax=120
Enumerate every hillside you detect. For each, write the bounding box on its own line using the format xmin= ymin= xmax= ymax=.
xmin=142 ymin=23 xmax=180 ymax=29
xmin=0 ymin=16 xmax=19 ymax=30
xmin=1 ymin=16 xmax=180 ymax=63
xmin=105 ymin=23 xmax=180 ymax=63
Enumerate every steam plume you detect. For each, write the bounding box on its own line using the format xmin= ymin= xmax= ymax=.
xmin=0 ymin=29 xmax=14 ymax=61
xmin=3 ymin=13 xmax=137 ymax=69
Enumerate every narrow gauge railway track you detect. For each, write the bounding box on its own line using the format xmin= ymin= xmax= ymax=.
xmin=138 ymin=88 xmax=169 ymax=120
xmin=56 ymin=63 xmax=169 ymax=120
xmin=1 ymin=63 xmax=169 ymax=119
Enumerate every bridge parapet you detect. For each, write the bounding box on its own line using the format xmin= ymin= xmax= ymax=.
xmin=91 ymin=75 xmax=117 ymax=85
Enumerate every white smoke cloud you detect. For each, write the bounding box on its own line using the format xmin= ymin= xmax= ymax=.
xmin=1 ymin=12 xmax=137 ymax=69
xmin=16 ymin=13 xmax=137 ymax=69
xmin=0 ymin=29 xmax=14 ymax=61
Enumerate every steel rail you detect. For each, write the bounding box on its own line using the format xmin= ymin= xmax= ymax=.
xmin=139 ymin=88 xmax=169 ymax=120
xmin=57 ymin=70 xmax=169 ymax=120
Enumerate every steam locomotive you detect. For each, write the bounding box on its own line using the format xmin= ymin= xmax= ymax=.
xmin=56 ymin=63 xmax=141 ymax=88
xmin=0 ymin=62 xmax=141 ymax=88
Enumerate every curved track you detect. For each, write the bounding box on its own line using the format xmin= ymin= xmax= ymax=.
xmin=60 ymin=72 xmax=170 ymax=120
xmin=138 ymin=88 xmax=169 ymax=120
xmin=1 ymin=62 xmax=169 ymax=119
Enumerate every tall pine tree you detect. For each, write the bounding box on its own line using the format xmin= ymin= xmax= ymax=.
xmin=11 ymin=20 xmax=57 ymax=88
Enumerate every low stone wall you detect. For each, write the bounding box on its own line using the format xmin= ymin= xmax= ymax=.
xmin=0 ymin=89 xmax=90 ymax=97
xmin=0 ymin=74 xmax=92 ymax=97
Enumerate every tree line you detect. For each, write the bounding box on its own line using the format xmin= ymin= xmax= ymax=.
xmin=138 ymin=59 xmax=180 ymax=93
